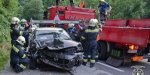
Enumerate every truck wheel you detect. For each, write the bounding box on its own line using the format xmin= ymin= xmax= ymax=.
xmin=98 ymin=40 xmax=108 ymax=60
xmin=29 ymin=56 xmax=37 ymax=70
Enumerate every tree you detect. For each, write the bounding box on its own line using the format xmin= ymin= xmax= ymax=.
xmin=22 ymin=0 xmax=44 ymax=21
xmin=108 ymin=0 xmax=146 ymax=19
xmin=0 ymin=0 xmax=19 ymax=42
xmin=82 ymin=0 xmax=146 ymax=19
xmin=0 ymin=0 xmax=19 ymax=70
xmin=142 ymin=0 xmax=150 ymax=18
xmin=43 ymin=0 xmax=55 ymax=10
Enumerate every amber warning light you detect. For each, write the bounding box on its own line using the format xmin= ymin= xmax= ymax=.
xmin=129 ymin=45 xmax=138 ymax=50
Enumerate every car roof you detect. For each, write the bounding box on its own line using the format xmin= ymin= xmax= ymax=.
xmin=36 ymin=27 xmax=64 ymax=31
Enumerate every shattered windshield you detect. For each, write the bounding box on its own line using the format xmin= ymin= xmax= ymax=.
xmin=36 ymin=29 xmax=71 ymax=40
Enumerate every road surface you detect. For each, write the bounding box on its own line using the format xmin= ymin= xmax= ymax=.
xmin=95 ymin=59 xmax=150 ymax=75
xmin=0 ymin=61 xmax=112 ymax=75
xmin=1 ymin=59 xmax=150 ymax=75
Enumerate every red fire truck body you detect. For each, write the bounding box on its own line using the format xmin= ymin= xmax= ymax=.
xmin=41 ymin=6 xmax=150 ymax=67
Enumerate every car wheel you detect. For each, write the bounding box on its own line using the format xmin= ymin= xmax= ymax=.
xmin=29 ymin=56 xmax=37 ymax=70
xmin=98 ymin=40 xmax=108 ymax=60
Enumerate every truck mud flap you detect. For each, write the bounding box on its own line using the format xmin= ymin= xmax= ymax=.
xmin=106 ymin=56 xmax=124 ymax=67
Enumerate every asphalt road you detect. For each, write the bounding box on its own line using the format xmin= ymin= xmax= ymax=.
xmin=0 ymin=61 xmax=112 ymax=75
xmin=95 ymin=59 xmax=150 ymax=75
xmin=1 ymin=59 xmax=150 ymax=75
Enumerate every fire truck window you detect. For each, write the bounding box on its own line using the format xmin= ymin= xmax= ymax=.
xmin=58 ymin=11 xmax=64 ymax=16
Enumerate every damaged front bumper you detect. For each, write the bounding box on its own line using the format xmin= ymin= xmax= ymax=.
xmin=40 ymin=53 xmax=83 ymax=71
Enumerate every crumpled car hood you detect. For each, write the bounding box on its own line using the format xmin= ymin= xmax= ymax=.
xmin=35 ymin=39 xmax=80 ymax=50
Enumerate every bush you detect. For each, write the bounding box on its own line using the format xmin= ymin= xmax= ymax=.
xmin=0 ymin=0 xmax=18 ymax=71
xmin=0 ymin=42 xmax=11 ymax=71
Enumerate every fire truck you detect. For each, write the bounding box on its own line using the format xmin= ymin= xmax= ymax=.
xmin=43 ymin=6 xmax=96 ymax=30
xmin=30 ymin=0 xmax=150 ymax=67
xmin=98 ymin=19 xmax=150 ymax=67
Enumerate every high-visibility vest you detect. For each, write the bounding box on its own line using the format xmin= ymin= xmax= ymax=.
xmin=79 ymin=2 xmax=85 ymax=8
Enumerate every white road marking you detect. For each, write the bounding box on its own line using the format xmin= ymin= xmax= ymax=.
xmin=96 ymin=62 xmax=125 ymax=72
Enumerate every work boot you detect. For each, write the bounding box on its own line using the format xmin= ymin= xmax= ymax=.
xmin=90 ymin=63 xmax=95 ymax=68
xmin=82 ymin=62 xmax=87 ymax=66
xmin=15 ymin=64 xmax=23 ymax=73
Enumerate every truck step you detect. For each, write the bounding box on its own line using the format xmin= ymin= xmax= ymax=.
xmin=106 ymin=56 xmax=124 ymax=67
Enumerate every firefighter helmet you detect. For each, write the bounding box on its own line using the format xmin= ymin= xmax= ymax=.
xmin=100 ymin=0 xmax=105 ymax=2
xmin=20 ymin=19 xmax=27 ymax=24
xmin=68 ymin=23 xmax=74 ymax=28
xmin=89 ymin=19 xmax=96 ymax=26
xmin=11 ymin=17 xmax=20 ymax=24
xmin=16 ymin=36 xmax=26 ymax=46
xmin=94 ymin=19 xmax=98 ymax=24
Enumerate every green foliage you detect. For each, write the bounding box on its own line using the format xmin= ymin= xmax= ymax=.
xmin=43 ymin=0 xmax=55 ymax=10
xmin=0 ymin=42 xmax=11 ymax=71
xmin=22 ymin=0 xmax=44 ymax=21
xmin=18 ymin=6 xmax=24 ymax=19
xmin=0 ymin=0 xmax=19 ymax=42
xmin=108 ymin=0 xmax=146 ymax=19
xmin=143 ymin=0 xmax=150 ymax=18
xmin=0 ymin=0 xmax=18 ymax=71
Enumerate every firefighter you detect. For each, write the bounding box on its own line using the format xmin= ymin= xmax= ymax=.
xmin=10 ymin=36 xmax=29 ymax=73
xmin=75 ymin=20 xmax=87 ymax=53
xmin=98 ymin=0 xmax=112 ymax=24
xmin=81 ymin=19 xmax=99 ymax=68
xmin=19 ymin=19 xmax=27 ymax=31
xmin=67 ymin=23 xmax=77 ymax=40
xmin=79 ymin=0 xmax=85 ymax=8
xmin=20 ymin=19 xmax=29 ymax=51
xmin=75 ymin=20 xmax=87 ymax=42
xmin=10 ymin=17 xmax=23 ymax=46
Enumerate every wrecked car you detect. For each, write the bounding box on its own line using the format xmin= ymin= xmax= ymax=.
xmin=28 ymin=27 xmax=83 ymax=71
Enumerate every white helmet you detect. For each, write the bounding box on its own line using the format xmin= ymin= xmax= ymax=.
xmin=16 ymin=36 xmax=26 ymax=45
xmin=100 ymin=0 xmax=105 ymax=2
xmin=94 ymin=19 xmax=98 ymax=25
xmin=68 ymin=23 xmax=74 ymax=28
xmin=21 ymin=19 xmax=27 ymax=24
xmin=89 ymin=19 xmax=96 ymax=26
xmin=11 ymin=17 xmax=20 ymax=24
